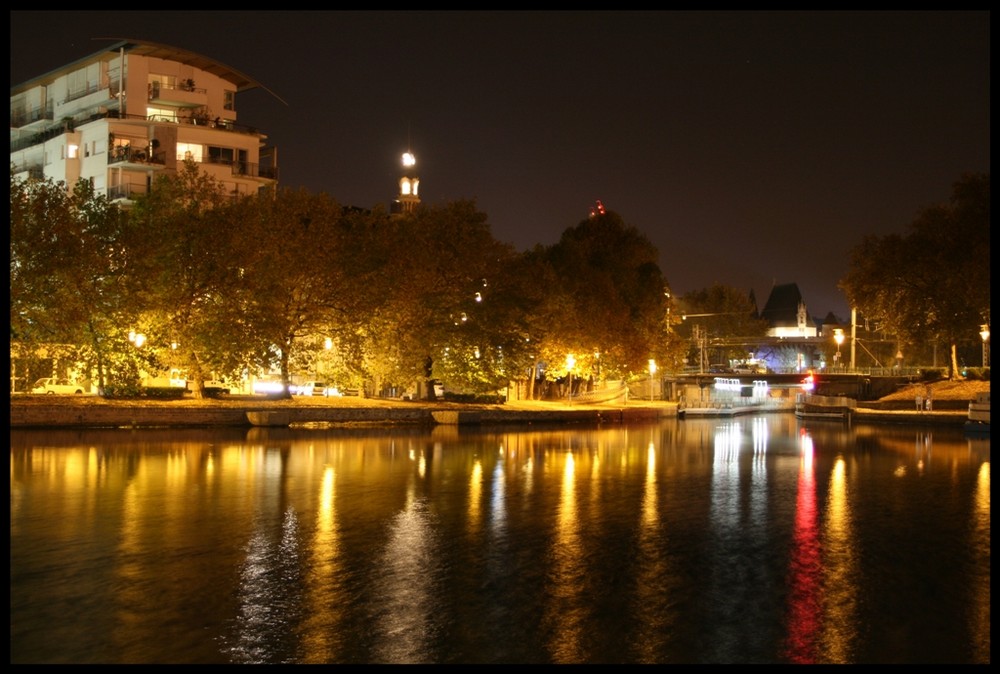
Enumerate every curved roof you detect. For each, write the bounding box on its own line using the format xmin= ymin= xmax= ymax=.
xmin=11 ymin=38 xmax=287 ymax=105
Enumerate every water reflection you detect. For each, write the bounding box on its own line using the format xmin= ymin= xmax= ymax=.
xmin=10 ymin=417 xmax=989 ymax=664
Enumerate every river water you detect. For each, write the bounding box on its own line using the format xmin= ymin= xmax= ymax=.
xmin=10 ymin=414 xmax=990 ymax=664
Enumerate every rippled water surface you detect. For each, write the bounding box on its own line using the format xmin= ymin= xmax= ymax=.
xmin=10 ymin=415 xmax=990 ymax=663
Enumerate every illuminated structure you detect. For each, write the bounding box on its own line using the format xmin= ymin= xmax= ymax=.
xmin=760 ymin=283 xmax=818 ymax=338
xmin=391 ymin=150 xmax=420 ymax=214
xmin=10 ymin=39 xmax=280 ymax=204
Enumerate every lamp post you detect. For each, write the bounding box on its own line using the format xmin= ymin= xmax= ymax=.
xmin=980 ymin=325 xmax=990 ymax=368
xmin=833 ymin=329 xmax=844 ymax=369
xmin=648 ymin=359 xmax=657 ymax=401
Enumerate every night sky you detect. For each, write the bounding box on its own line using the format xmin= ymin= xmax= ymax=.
xmin=10 ymin=11 xmax=990 ymax=319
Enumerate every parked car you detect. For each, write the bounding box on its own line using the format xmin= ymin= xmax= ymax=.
xmin=186 ymin=380 xmax=230 ymax=396
xmin=31 ymin=377 xmax=86 ymax=394
xmin=295 ymin=381 xmax=339 ymax=397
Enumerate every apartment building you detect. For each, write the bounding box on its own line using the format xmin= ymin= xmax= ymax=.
xmin=10 ymin=39 xmax=279 ymax=202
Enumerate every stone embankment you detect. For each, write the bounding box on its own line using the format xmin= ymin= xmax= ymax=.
xmin=9 ymin=396 xmax=676 ymax=429
xmin=11 ymin=378 xmax=986 ymax=430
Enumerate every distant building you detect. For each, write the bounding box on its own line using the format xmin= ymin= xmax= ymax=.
xmin=10 ymin=39 xmax=280 ymax=204
xmin=760 ymin=283 xmax=818 ymax=338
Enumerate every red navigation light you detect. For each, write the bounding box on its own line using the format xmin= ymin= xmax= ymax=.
xmin=801 ymin=372 xmax=815 ymax=392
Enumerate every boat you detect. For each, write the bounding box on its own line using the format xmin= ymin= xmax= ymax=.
xmin=678 ymin=376 xmax=793 ymax=418
xmin=679 ymin=400 xmax=793 ymax=418
xmin=794 ymin=394 xmax=856 ymax=421
xmin=965 ymin=391 xmax=990 ymax=434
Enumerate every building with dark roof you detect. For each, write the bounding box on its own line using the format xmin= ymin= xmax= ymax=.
xmin=760 ymin=282 xmax=818 ymax=338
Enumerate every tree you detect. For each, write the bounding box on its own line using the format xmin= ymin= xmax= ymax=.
xmin=542 ymin=208 xmax=670 ymax=383
xmin=360 ymin=200 xmax=519 ymax=398
xmin=10 ymin=172 xmax=144 ymax=392
xmin=676 ymin=284 xmax=769 ymax=368
xmin=128 ymin=161 xmax=241 ymax=396
xmin=226 ymin=188 xmax=381 ymax=397
xmin=840 ymin=173 xmax=989 ymax=378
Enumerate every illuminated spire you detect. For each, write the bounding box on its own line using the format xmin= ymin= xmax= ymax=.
xmin=393 ymin=146 xmax=420 ymax=215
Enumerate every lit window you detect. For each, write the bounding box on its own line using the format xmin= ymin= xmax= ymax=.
xmin=177 ymin=143 xmax=202 ymax=162
xmin=68 ymin=144 xmax=79 ymax=159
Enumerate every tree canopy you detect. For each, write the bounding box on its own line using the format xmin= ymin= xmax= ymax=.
xmin=840 ymin=172 xmax=989 ymax=377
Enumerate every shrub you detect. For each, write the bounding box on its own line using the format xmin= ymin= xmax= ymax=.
xmin=143 ymin=386 xmax=186 ymax=400
xmin=99 ymin=383 xmax=143 ymax=399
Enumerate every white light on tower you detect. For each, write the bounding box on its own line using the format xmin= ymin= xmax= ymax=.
xmin=402 ymin=152 xmax=415 ymax=167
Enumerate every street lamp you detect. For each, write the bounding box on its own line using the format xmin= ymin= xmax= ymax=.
xmin=566 ymin=354 xmax=576 ymax=399
xmin=833 ymin=329 xmax=844 ymax=368
xmin=980 ymin=325 xmax=990 ymax=368
xmin=648 ymin=359 xmax=657 ymax=400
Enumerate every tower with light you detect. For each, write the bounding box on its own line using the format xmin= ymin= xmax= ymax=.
xmin=392 ymin=150 xmax=420 ymax=214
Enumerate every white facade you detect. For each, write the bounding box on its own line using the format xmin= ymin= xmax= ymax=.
xmin=10 ymin=40 xmax=278 ymax=202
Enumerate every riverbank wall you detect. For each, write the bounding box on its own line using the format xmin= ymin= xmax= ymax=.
xmin=9 ymin=399 xmax=677 ymax=429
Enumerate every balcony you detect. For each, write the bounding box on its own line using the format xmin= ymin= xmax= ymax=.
xmin=108 ymin=144 xmax=166 ymax=168
xmin=201 ymin=156 xmax=277 ymax=181
xmin=147 ymin=80 xmax=207 ymax=109
xmin=10 ymin=162 xmax=45 ymax=181
xmin=107 ymin=183 xmax=149 ymax=202
xmin=10 ymin=103 xmax=54 ymax=129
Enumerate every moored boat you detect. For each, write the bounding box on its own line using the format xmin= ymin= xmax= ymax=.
xmin=794 ymin=393 xmax=856 ymax=421
xmin=965 ymin=391 xmax=990 ymax=433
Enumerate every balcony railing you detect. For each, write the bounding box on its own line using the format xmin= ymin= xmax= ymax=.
xmin=107 ymin=183 xmax=148 ymax=201
xmin=10 ymin=162 xmax=45 ymax=180
xmin=108 ymin=145 xmax=166 ymax=166
xmin=200 ymin=156 xmax=277 ymax=180
xmin=10 ymin=103 xmax=54 ymax=128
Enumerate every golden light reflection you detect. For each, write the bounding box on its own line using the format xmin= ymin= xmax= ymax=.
xmin=468 ymin=460 xmax=483 ymax=534
xmin=819 ymin=456 xmax=857 ymax=663
xmin=546 ymin=451 xmax=586 ymax=663
xmin=113 ymin=478 xmax=149 ymax=657
xmin=300 ymin=465 xmax=341 ymax=662
xmin=630 ymin=436 xmax=672 ymax=661
xmin=969 ymin=461 xmax=990 ymax=663
xmin=642 ymin=441 xmax=657 ymax=527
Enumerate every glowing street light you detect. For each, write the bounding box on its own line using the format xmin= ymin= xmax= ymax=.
xmin=980 ymin=324 xmax=990 ymax=368
xmin=648 ymin=359 xmax=657 ymax=400
xmin=833 ymin=329 xmax=845 ymax=367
